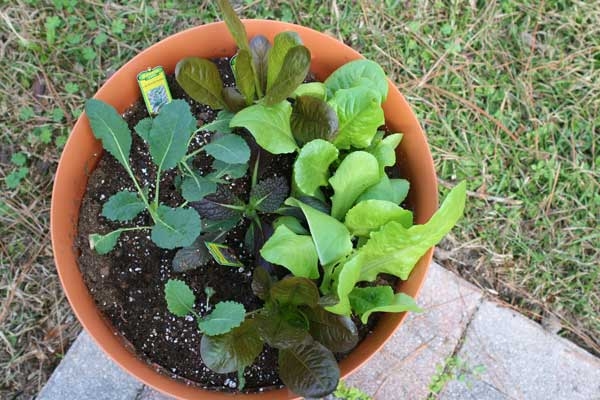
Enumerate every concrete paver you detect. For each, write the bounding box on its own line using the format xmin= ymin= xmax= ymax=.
xmin=439 ymin=301 xmax=600 ymax=400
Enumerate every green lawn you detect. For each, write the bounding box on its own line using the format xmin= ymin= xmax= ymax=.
xmin=1 ymin=0 xmax=598 ymax=397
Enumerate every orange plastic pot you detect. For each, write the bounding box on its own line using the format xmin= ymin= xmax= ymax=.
xmin=51 ymin=20 xmax=437 ymax=399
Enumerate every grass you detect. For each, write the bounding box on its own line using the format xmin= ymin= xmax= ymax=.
xmin=0 ymin=0 xmax=598 ymax=397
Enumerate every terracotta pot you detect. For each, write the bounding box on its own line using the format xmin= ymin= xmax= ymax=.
xmin=51 ymin=19 xmax=437 ymax=399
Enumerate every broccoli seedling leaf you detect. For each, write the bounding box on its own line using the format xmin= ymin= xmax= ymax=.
xmin=164 ymin=279 xmax=196 ymax=317
xmin=200 ymin=110 xmax=234 ymax=134
xmin=85 ymin=99 xmax=131 ymax=169
xmin=101 ymin=190 xmax=145 ymax=222
xmin=175 ymin=57 xmax=226 ymax=109
xmin=204 ymin=133 xmax=251 ymax=164
xmin=250 ymin=175 xmax=289 ymax=212
xmin=134 ymin=117 xmax=153 ymax=142
xmin=210 ymin=160 xmax=248 ymax=180
xmin=200 ymin=319 xmax=262 ymax=374
xmin=151 ymin=205 xmax=201 ymax=249
xmin=198 ymin=301 xmax=246 ymax=336
xmin=89 ymin=231 xmax=122 ymax=255
xmin=181 ymin=171 xmax=218 ymax=202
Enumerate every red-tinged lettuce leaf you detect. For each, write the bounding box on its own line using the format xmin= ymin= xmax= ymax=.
xmin=303 ymin=306 xmax=358 ymax=353
xmin=251 ymin=267 xmax=273 ymax=300
xmin=263 ymin=46 xmax=311 ymax=106
xmin=232 ymin=49 xmax=255 ymax=105
xmin=254 ymin=310 xmax=311 ymax=349
xmin=175 ymin=58 xmax=226 ymax=109
xmin=270 ymin=276 xmax=320 ymax=307
xmin=291 ymin=95 xmax=339 ymax=144
xmin=222 ymin=86 xmax=246 ymax=112
xmin=216 ymin=0 xmax=249 ymax=52
xmin=267 ymin=31 xmax=303 ymax=91
xmin=249 ymin=35 xmax=271 ymax=96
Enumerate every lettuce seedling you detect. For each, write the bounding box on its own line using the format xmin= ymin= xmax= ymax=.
xmin=85 ymin=98 xmax=250 ymax=254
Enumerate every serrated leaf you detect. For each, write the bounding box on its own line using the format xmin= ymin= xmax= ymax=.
xmin=85 ymin=99 xmax=131 ymax=169
xmin=190 ymin=189 xmax=243 ymax=221
xmin=89 ymin=230 xmax=122 ymax=255
xmin=175 ymin=57 xmax=226 ymax=109
xmin=204 ymin=133 xmax=251 ymax=164
xmin=250 ymin=175 xmax=289 ymax=212
xmin=329 ymin=151 xmax=381 ymax=220
xmin=198 ymin=301 xmax=246 ymax=336
xmin=264 ymin=46 xmax=311 ymax=106
xmin=344 ymin=200 xmax=413 ymax=236
xmin=216 ymin=0 xmax=249 ymax=52
xmin=101 ymin=190 xmax=145 ymax=222
xmin=233 ymin=49 xmax=255 ymax=105
xmin=284 ymin=198 xmax=352 ymax=266
xmin=249 ymin=35 xmax=271 ymax=96
xmin=324 ymin=259 xmax=362 ymax=316
xmin=164 ymin=279 xmax=196 ymax=317
xmin=230 ymin=102 xmax=298 ymax=154
xmin=181 ymin=171 xmax=218 ymax=202
xmin=292 ymin=82 xmax=326 ymax=99
xmin=324 ymin=59 xmax=388 ymax=103
xmin=329 ymin=87 xmax=384 ymax=149
xmin=369 ymin=133 xmax=402 ymax=174
xmin=270 ymin=276 xmax=320 ymax=307
xmin=200 ymin=319 xmax=263 ymax=374
xmin=349 ymin=287 xmax=422 ymax=324
xmin=134 ymin=117 xmax=153 ymax=142
xmin=151 ymin=206 xmax=201 ymax=249
xmin=293 ymin=139 xmax=338 ymax=197
xmin=304 ymin=306 xmax=358 ymax=353
xmin=209 ymin=160 xmax=248 ymax=179
xmin=200 ymin=110 xmax=234 ymax=134
xmin=278 ymin=340 xmax=340 ymax=398
xmin=147 ymin=100 xmax=197 ymax=171
xmin=260 ymin=225 xmax=319 ymax=279
xmin=267 ymin=31 xmax=303 ymax=91
xmin=357 ymin=176 xmax=410 ymax=205
xmin=290 ymin=95 xmax=339 ymax=144
xmin=273 ymin=216 xmax=308 ymax=235
xmin=251 ymin=267 xmax=273 ymax=300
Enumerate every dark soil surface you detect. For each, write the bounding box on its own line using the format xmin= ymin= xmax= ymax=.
xmin=77 ymin=58 xmax=380 ymax=393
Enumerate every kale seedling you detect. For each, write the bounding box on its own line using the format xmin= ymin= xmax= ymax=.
xmin=85 ymin=98 xmax=250 ymax=254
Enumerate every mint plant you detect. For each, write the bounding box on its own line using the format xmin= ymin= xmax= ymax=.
xmin=85 ymin=98 xmax=250 ymax=254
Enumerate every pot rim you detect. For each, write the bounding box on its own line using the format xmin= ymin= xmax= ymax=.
xmin=51 ymin=19 xmax=437 ymax=400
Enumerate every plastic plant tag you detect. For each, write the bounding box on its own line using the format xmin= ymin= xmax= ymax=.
xmin=137 ymin=66 xmax=172 ymax=115
xmin=205 ymin=242 xmax=243 ymax=267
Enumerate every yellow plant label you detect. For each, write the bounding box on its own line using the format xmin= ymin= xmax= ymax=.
xmin=137 ymin=66 xmax=172 ymax=115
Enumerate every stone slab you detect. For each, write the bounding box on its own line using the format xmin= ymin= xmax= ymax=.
xmin=36 ymin=330 xmax=143 ymax=400
xmin=343 ymin=262 xmax=484 ymax=400
xmin=439 ymin=301 xmax=600 ymax=400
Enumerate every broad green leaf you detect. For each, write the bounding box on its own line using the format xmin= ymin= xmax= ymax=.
xmin=85 ymin=99 xmax=131 ymax=169
xmin=200 ymin=319 xmax=263 ymax=373
xmin=349 ymin=287 xmax=422 ymax=324
xmin=250 ymin=176 xmax=289 ymax=212
xmin=164 ymin=279 xmax=195 ymax=317
xmin=278 ymin=340 xmax=340 ymax=398
xmin=285 ymin=198 xmax=352 ymax=266
xmin=251 ymin=267 xmax=272 ymax=300
xmin=181 ymin=171 xmax=218 ymax=202
xmin=369 ymin=133 xmax=403 ymax=174
xmin=101 ymin=190 xmax=145 ymax=222
xmin=210 ymin=160 xmax=248 ymax=179
xmin=134 ymin=117 xmax=153 ymax=142
xmin=291 ymin=96 xmax=339 ymax=144
xmin=204 ymin=134 xmax=251 ymax=164
xmin=249 ymin=35 xmax=271 ymax=96
xmin=151 ymin=206 xmax=201 ymax=249
xmin=216 ymin=0 xmax=249 ymax=52
xmin=293 ymin=139 xmax=338 ymax=197
xmin=230 ymin=102 xmax=298 ymax=154
xmin=267 ymin=31 xmax=302 ymax=90
xmin=357 ymin=176 xmax=410 ymax=205
xmin=324 ymin=260 xmax=361 ymax=316
xmin=329 ymin=87 xmax=384 ymax=149
xmin=303 ymin=306 xmax=358 ymax=353
xmin=147 ymin=100 xmax=196 ymax=171
xmin=175 ymin=57 xmax=226 ymax=109
xmin=260 ymin=225 xmax=319 ymax=279
xmin=222 ymin=87 xmax=246 ymax=112
xmin=232 ymin=49 xmax=255 ymax=105
xmin=254 ymin=310 xmax=310 ymax=349
xmin=344 ymin=200 xmax=413 ymax=236
xmin=89 ymin=230 xmax=122 ymax=255
xmin=357 ymin=181 xmax=467 ymax=282
xmin=201 ymin=217 xmax=240 ymax=233
xmin=263 ymin=46 xmax=311 ymax=106
xmin=292 ymin=82 xmax=326 ymax=99
xmin=200 ymin=110 xmax=234 ymax=134
xmin=329 ymin=151 xmax=380 ymax=220
xmin=324 ymin=59 xmax=388 ymax=103
xmin=198 ymin=301 xmax=246 ymax=336
xmin=273 ymin=216 xmax=308 ymax=235
xmin=270 ymin=276 xmax=320 ymax=307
